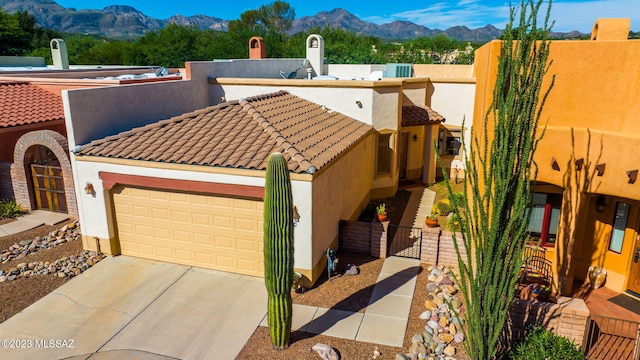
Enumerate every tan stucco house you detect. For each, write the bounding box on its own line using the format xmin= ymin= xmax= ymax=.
xmin=62 ymin=35 xmax=455 ymax=284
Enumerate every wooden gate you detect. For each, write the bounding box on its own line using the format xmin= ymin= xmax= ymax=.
xmin=30 ymin=164 xmax=67 ymax=212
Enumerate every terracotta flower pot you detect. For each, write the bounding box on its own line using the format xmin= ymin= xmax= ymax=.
xmin=425 ymin=218 xmax=439 ymax=227
xmin=377 ymin=213 xmax=387 ymax=222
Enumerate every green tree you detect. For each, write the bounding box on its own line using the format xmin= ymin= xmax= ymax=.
xmin=257 ymin=1 xmax=295 ymax=34
xmin=134 ymin=24 xmax=200 ymax=67
xmin=443 ymin=1 xmax=555 ymax=359
xmin=0 ymin=8 xmax=30 ymax=55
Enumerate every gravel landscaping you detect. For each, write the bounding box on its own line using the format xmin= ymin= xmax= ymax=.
xmin=0 ymin=221 xmax=104 ymax=323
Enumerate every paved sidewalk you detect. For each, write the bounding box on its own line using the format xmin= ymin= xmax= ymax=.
xmin=0 ymin=210 xmax=69 ymax=237
xmin=259 ymin=256 xmax=420 ymax=347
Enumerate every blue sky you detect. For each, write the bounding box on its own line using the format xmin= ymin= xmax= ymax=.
xmin=55 ymin=0 xmax=638 ymax=33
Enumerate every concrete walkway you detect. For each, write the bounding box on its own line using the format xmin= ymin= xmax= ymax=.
xmin=0 ymin=257 xmax=267 ymax=360
xmin=260 ymin=257 xmax=420 ymax=347
xmin=0 ymin=210 xmax=69 ymax=237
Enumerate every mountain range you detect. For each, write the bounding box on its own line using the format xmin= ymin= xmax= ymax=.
xmin=0 ymin=0 xmax=584 ymax=41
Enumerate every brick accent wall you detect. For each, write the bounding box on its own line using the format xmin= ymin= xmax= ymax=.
xmin=420 ymin=226 xmax=468 ymax=270
xmin=370 ymin=220 xmax=388 ymax=258
xmin=506 ymin=296 xmax=590 ymax=347
xmin=339 ymin=220 xmax=371 ymax=253
xmin=0 ymin=162 xmax=13 ymax=199
xmin=339 ymin=219 xmax=389 ymax=258
xmin=10 ymin=130 xmax=77 ymax=217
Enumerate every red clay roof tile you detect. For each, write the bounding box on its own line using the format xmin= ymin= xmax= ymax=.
xmin=402 ymin=105 xmax=446 ymax=126
xmin=0 ymin=82 xmax=65 ymax=128
xmin=78 ymin=91 xmax=373 ymax=174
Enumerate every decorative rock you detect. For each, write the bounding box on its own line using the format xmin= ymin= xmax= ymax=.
xmin=426 ymin=282 xmax=439 ymax=292
xmin=443 ymin=345 xmax=456 ymax=357
xmin=419 ymin=310 xmax=431 ymax=320
xmin=409 ymin=341 xmax=427 ymax=356
xmin=439 ymin=277 xmax=454 ymax=286
xmin=434 ymin=343 xmax=446 ymax=354
xmin=411 ymin=334 xmax=424 ymax=344
xmin=0 ymin=276 xmax=5 ymax=282
xmin=19 ymin=239 xmax=32 ymax=246
xmin=454 ymin=332 xmax=465 ymax=343
xmin=16 ymin=262 xmax=26 ymax=269
xmin=57 ymin=272 xmax=66 ymax=278
xmin=424 ymin=300 xmax=437 ymax=311
xmin=448 ymin=323 xmax=457 ymax=336
xmin=423 ymin=326 xmax=433 ymax=335
xmin=432 ymin=297 xmax=444 ymax=306
xmin=438 ymin=333 xmax=454 ymax=343
xmin=451 ymin=299 xmax=462 ymax=310
xmin=427 ymin=320 xmax=439 ymax=330
xmin=438 ymin=316 xmax=449 ymax=328
xmin=423 ymin=331 xmax=434 ymax=345
xmin=427 ymin=274 xmax=438 ymax=282
xmin=395 ymin=354 xmax=409 ymax=360
xmin=311 ymin=343 xmax=340 ymax=360
xmin=443 ymin=285 xmax=457 ymax=295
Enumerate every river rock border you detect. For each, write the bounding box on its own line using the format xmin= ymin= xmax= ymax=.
xmin=397 ymin=265 xmax=466 ymax=360
xmin=0 ymin=221 xmax=104 ymax=282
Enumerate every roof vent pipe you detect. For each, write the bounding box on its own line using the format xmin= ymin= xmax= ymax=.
xmin=50 ymin=39 xmax=69 ymax=70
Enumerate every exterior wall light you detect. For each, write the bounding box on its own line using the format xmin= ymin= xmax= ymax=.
xmin=596 ymin=163 xmax=606 ymax=176
xmin=292 ymin=205 xmax=300 ymax=225
xmin=413 ymin=134 xmax=418 ymax=142
xmin=575 ymin=158 xmax=584 ymax=171
xmin=84 ymin=182 xmax=94 ymax=195
xmin=627 ymin=169 xmax=638 ymax=184
xmin=356 ymin=100 xmax=363 ymax=108
xmin=551 ymin=157 xmax=560 ymax=171
xmin=596 ymin=195 xmax=607 ymax=213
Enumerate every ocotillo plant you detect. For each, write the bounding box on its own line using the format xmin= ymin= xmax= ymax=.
xmin=263 ymin=152 xmax=294 ymax=349
xmin=442 ymin=1 xmax=555 ymax=358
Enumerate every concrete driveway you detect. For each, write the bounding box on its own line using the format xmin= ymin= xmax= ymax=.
xmin=0 ymin=256 xmax=267 ymax=360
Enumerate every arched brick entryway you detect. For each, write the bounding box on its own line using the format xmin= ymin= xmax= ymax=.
xmin=10 ymin=130 xmax=77 ymax=217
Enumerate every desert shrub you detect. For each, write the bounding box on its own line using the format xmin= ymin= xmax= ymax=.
xmin=432 ymin=198 xmax=453 ymax=215
xmin=0 ymin=199 xmax=24 ymax=219
xmin=508 ymin=326 xmax=585 ymax=360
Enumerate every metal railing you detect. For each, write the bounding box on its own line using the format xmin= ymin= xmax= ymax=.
xmin=582 ymin=314 xmax=640 ymax=360
xmin=387 ymin=224 xmax=422 ymax=259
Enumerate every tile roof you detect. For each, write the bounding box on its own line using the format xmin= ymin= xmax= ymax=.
xmin=402 ymin=105 xmax=446 ymax=127
xmin=0 ymin=82 xmax=65 ymax=128
xmin=77 ymin=91 xmax=374 ymax=174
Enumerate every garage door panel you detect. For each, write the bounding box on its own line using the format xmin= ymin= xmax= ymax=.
xmin=113 ymin=186 xmax=263 ymax=277
xmin=192 ymin=212 xmax=211 ymax=226
xmin=171 ymin=210 xmax=190 ymax=223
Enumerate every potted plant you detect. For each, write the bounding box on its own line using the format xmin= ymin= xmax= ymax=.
xmin=425 ymin=212 xmax=439 ymax=227
xmin=376 ymin=203 xmax=387 ymax=222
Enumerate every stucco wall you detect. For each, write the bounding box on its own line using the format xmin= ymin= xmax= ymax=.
xmin=311 ymin=134 xmax=375 ymax=279
xmin=212 ymin=82 xmax=405 ymax=130
xmin=473 ymin=36 xmax=640 ymax=293
xmin=63 ymin=79 xmax=209 ymax=148
xmin=71 ymin=158 xmax=317 ymax=273
xmin=413 ymin=64 xmax=474 ymax=79
xmin=326 ymin=64 xmax=386 ymax=78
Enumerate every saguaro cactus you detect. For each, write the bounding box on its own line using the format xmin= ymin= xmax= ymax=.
xmin=263 ymin=152 xmax=294 ymax=349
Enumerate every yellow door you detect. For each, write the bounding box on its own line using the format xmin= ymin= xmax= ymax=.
xmin=112 ymin=185 xmax=264 ymax=277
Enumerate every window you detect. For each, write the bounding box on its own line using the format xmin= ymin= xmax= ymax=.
xmin=438 ymin=129 xmax=461 ymax=156
xmin=376 ymin=133 xmax=391 ymax=175
xmin=609 ymin=202 xmax=629 ymax=253
xmin=527 ymin=192 xmax=562 ymax=247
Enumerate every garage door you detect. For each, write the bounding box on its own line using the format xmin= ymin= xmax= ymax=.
xmin=112 ymin=185 xmax=264 ymax=277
